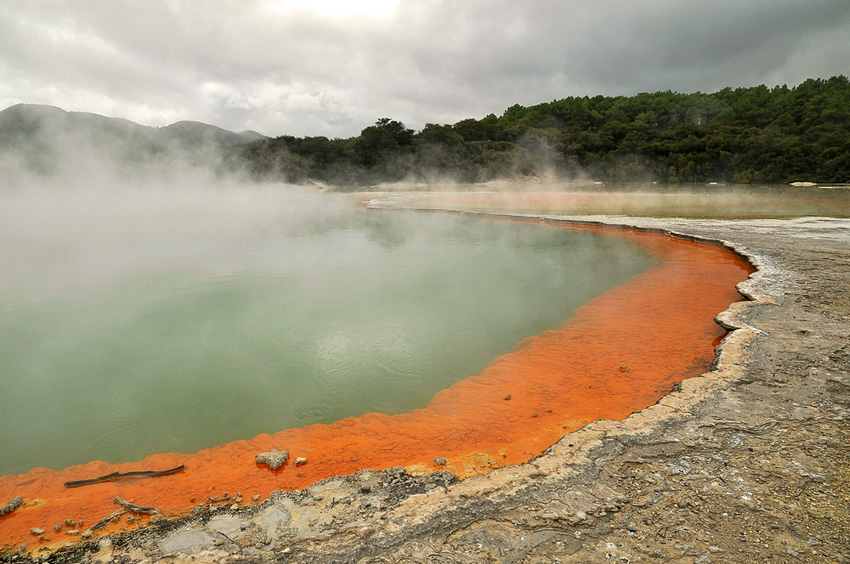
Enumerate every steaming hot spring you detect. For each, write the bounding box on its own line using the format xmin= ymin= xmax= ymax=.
xmin=0 ymin=184 xmax=752 ymax=548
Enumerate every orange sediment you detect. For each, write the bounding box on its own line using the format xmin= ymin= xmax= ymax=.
xmin=0 ymin=222 xmax=754 ymax=553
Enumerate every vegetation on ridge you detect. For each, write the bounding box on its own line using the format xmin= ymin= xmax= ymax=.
xmin=229 ymin=76 xmax=850 ymax=187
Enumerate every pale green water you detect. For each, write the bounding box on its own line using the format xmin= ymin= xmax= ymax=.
xmin=0 ymin=186 xmax=654 ymax=475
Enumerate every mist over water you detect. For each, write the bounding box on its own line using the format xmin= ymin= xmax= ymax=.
xmin=377 ymin=181 xmax=850 ymax=219
xmin=0 ymin=182 xmax=655 ymax=475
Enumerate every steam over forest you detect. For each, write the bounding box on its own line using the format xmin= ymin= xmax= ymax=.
xmin=229 ymin=76 xmax=850 ymax=187
xmin=2 ymin=77 xmax=848 ymax=189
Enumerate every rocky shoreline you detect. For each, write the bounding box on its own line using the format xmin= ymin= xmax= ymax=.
xmin=3 ymin=215 xmax=848 ymax=564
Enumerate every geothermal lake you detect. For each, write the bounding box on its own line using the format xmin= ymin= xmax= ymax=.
xmin=0 ymin=185 xmax=655 ymax=476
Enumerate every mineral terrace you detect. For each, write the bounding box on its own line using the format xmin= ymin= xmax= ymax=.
xmin=2 ymin=214 xmax=848 ymax=564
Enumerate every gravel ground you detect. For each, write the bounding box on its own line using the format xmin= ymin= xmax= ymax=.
xmin=4 ymin=214 xmax=848 ymax=564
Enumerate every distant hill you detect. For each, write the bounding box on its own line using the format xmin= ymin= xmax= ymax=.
xmin=0 ymin=104 xmax=267 ymax=181
xmin=159 ymin=120 xmax=267 ymax=149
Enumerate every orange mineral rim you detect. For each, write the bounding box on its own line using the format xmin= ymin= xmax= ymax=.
xmin=0 ymin=221 xmax=754 ymax=555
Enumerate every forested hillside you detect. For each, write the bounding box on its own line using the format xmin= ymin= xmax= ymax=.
xmin=230 ymin=76 xmax=850 ymax=187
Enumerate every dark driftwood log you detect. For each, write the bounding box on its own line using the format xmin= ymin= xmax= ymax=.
xmin=113 ymin=496 xmax=158 ymax=515
xmin=92 ymin=508 xmax=125 ymax=530
xmin=63 ymin=465 xmax=185 ymax=488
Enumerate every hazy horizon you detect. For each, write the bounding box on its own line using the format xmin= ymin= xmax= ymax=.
xmin=2 ymin=1 xmax=849 ymax=138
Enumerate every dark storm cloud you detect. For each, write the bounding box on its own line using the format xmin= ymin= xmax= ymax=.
xmin=1 ymin=0 xmax=848 ymax=138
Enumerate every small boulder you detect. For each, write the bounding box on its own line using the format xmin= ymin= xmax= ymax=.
xmin=255 ymin=449 xmax=289 ymax=470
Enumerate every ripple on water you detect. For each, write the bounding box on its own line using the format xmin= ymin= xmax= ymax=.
xmin=296 ymin=405 xmax=332 ymax=420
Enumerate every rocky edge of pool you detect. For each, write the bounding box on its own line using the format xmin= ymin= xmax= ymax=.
xmin=2 ymin=214 xmax=849 ymax=564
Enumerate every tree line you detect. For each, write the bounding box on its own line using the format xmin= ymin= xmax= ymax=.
xmin=227 ymin=76 xmax=850 ymax=188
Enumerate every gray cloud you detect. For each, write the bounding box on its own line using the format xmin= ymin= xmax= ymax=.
xmin=1 ymin=0 xmax=849 ymax=138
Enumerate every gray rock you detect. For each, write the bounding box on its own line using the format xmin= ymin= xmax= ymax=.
xmin=159 ymin=526 xmax=217 ymax=555
xmin=255 ymin=448 xmax=289 ymax=470
xmin=207 ymin=515 xmax=243 ymax=539
xmin=0 ymin=496 xmax=23 ymax=516
xmin=254 ymin=501 xmax=294 ymax=537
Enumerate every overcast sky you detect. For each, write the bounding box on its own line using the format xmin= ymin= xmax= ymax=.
xmin=2 ymin=0 xmax=849 ymax=138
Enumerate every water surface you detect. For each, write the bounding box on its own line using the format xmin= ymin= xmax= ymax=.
xmin=0 ymin=185 xmax=654 ymax=475
xmin=380 ymin=182 xmax=850 ymax=218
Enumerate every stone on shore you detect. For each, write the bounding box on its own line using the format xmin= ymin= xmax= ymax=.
xmin=255 ymin=449 xmax=289 ymax=470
